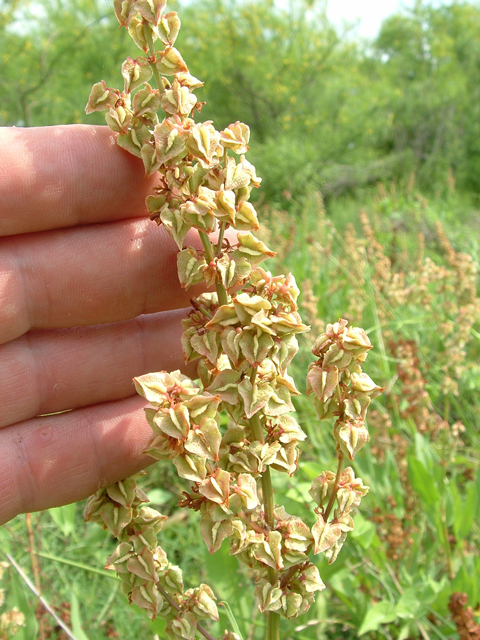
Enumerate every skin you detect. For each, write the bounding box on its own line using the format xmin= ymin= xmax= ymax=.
xmin=0 ymin=124 xmax=206 ymax=525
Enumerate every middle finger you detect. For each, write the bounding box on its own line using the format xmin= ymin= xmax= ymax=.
xmin=0 ymin=308 xmax=192 ymax=429
xmin=0 ymin=218 xmax=200 ymax=344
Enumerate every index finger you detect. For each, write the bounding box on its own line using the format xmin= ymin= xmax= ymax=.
xmin=0 ymin=125 xmax=155 ymax=236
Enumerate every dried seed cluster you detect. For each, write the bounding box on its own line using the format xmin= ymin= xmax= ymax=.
xmin=85 ymin=1 xmax=382 ymax=637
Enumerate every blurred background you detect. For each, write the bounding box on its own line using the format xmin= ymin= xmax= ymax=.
xmin=1 ymin=1 xmax=480 ymax=639
xmin=2 ymin=0 xmax=480 ymax=204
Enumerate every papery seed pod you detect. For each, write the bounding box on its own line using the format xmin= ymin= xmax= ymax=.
xmin=232 ymin=232 xmax=275 ymax=266
xmin=157 ymin=11 xmax=181 ymax=45
xmin=117 ymin=123 xmax=153 ymax=158
xmin=121 ymin=57 xmax=153 ymax=93
xmin=85 ymin=81 xmax=118 ymax=113
xmin=114 ymin=0 xmax=138 ymax=26
xmin=308 ymin=470 xmax=336 ymax=509
xmin=134 ymin=370 xmax=200 ymax=406
xmin=333 ymin=418 xmax=370 ymax=460
xmin=325 ymin=531 xmax=347 ymax=564
xmin=254 ymin=578 xmax=283 ymax=613
xmin=166 ymin=611 xmax=197 ymax=640
xmin=161 ymin=80 xmax=197 ymax=116
xmin=200 ymin=511 xmax=233 ymax=554
xmin=220 ymin=122 xmax=250 ymax=154
xmin=172 ymin=452 xmax=207 ymax=482
xmin=131 ymin=580 xmax=164 ymax=617
xmin=311 ymin=513 xmax=342 ymax=554
xmin=198 ymin=468 xmax=231 ymax=506
xmin=160 ymin=564 xmax=185 ymax=594
xmin=128 ymin=15 xmax=151 ymax=51
xmin=134 ymin=0 xmax=166 ymax=25
xmin=185 ymin=584 xmax=219 ymax=621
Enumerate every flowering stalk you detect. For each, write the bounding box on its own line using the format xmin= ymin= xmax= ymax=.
xmin=84 ymin=2 xmax=383 ymax=638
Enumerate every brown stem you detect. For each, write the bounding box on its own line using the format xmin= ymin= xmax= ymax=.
xmin=26 ymin=513 xmax=41 ymax=595
xmin=239 ymin=512 xmax=269 ymax=535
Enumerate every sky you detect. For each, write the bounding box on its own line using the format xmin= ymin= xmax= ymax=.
xmin=326 ymin=0 xmax=417 ymax=38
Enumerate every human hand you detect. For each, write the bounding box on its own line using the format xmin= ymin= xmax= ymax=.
xmin=0 ymin=124 xmax=200 ymax=525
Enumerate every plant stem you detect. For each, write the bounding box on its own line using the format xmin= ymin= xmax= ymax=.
xmin=216 ymin=221 xmax=227 ymax=258
xmin=250 ymin=411 xmax=280 ymax=640
xmin=323 ymin=453 xmax=344 ymax=521
xmin=199 ymin=229 xmax=215 ymax=261
xmin=6 ymin=553 xmax=77 ymax=640
xmin=26 ymin=513 xmax=41 ymax=594
xmin=143 ymin=23 xmax=163 ymax=93
xmin=266 ymin=610 xmax=280 ymax=640
xmin=442 ymin=509 xmax=455 ymax=580
xmin=156 ymin=583 xmax=216 ymax=640
xmin=199 ymin=229 xmax=229 ymax=305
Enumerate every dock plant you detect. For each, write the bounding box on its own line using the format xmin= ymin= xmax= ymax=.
xmin=83 ymin=2 xmax=383 ymax=638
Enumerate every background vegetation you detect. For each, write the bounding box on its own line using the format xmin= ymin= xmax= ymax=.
xmin=1 ymin=0 xmax=479 ymax=638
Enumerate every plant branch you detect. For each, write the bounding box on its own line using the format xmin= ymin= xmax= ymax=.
xmin=216 ymin=221 xmax=227 ymax=258
xmin=143 ymin=22 xmax=163 ymax=92
xmin=199 ymin=229 xmax=229 ymax=305
xmin=323 ymin=453 xmax=344 ymax=521
xmin=156 ymin=583 xmax=216 ymax=640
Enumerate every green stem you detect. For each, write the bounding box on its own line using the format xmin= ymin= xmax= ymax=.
xmin=216 ymin=221 xmax=227 ymax=258
xmin=199 ymin=229 xmax=215 ymax=261
xmin=323 ymin=453 xmax=344 ymax=521
xmin=143 ymin=22 xmax=163 ymax=94
xmin=442 ymin=508 xmax=455 ymax=580
xmin=215 ymin=281 xmax=229 ymax=306
xmin=266 ymin=610 xmax=280 ymax=640
xmin=250 ymin=410 xmax=280 ymax=640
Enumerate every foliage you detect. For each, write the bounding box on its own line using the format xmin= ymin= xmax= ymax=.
xmin=3 ymin=0 xmax=480 ymax=201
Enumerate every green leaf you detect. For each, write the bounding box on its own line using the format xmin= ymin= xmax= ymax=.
xmin=398 ymin=622 xmax=412 ymax=640
xmin=445 ymin=483 xmax=456 ymax=528
xmin=286 ymin=481 xmax=312 ymax=504
xmin=413 ymin=433 xmax=437 ymax=470
xmin=204 ymin=542 xmax=241 ymax=601
xmin=453 ymin=482 xmax=477 ymax=540
xmin=476 ymin=464 xmax=480 ymax=514
xmin=36 ymin=552 xmax=116 ymax=580
xmin=349 ymin=512 xmax=376 ymax=549
xmin=6 ymin=571 xmax=38 ymax=640
xmin=148 ymin=617 xmax=167 ymax=635
xmin=70 ymin=593 xmax=90 ymax=640
xmin=358 ymin=601 xmax=397 ymax=635
xmin=407 ymin=456 xmax=440 ymax=505
xmin=453 ymin=563 xmax=479 ymax=606
xmin=419 ymin=577 xmax=447 ymax=605
xmin=220 ymin=601 xmax=245 ymax=640
xmin=205 ymin=544 xmax=251 ymax=638
xmin=49 ymin=503 xmax=76 ymax=537
xmin=300 ymin=461 xmax=324 ymax=480
xmin=396 ymin=587 xmax=419 ymax=619
xmin=146 ymin=488 xmax=173 ymax=505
